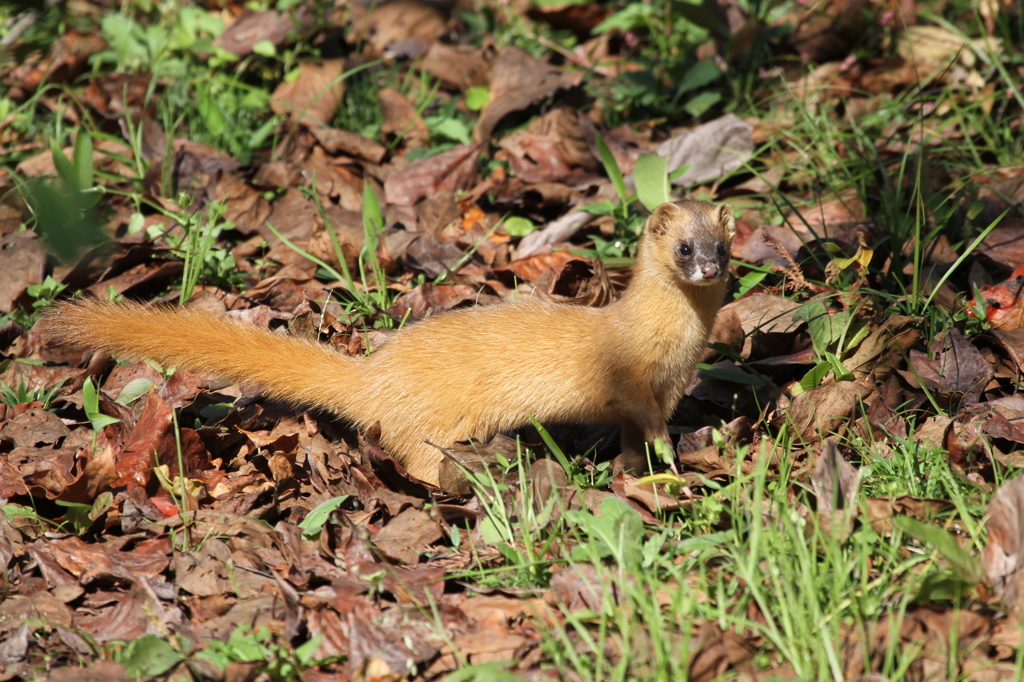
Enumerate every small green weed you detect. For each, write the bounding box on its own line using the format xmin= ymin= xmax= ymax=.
xmin=196 ymin=625 xmax=333 ymax=681
xmin=0 ymin=376 xmax=66 ymax=410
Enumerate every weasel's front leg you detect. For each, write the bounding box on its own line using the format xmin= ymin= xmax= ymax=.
xmin=619 ymin=418 xmax=671 ymax=475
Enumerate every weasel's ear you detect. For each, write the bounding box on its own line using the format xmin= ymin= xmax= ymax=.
xmin=716 ymin=203 xmax=736 ymax=242
xmin=646 ymin=202 xmax=679 ymax=237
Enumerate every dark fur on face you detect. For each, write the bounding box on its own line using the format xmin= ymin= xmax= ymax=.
xmin=645 ymin=201 xmax=735 ymax=285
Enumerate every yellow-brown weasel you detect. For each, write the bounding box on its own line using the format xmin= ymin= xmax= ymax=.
xmin=39 ymin=201 xmax=735 ymax=487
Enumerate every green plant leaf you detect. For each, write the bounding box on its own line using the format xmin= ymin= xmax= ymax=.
xmin=893 ymin=515 xmax=984 ymax=584
xmin=683 ymin=90 xmax=721 ymax=118
xmin=675 ymin=61 xmax=721 ymax=97
xmin=444 ymin=661 xmax=526 ymax=681
xmin=115 ymin=377 xmax=155 ymax=405
xmin=298 ymin=495 xmax=349 ymax=538
xmin=73 ymin=130 xmax=93 ymax=191
xmin=503 ymin=216 xmax=536 ymax=237
xmin=55 ymin=501 xmax=95 ymax=534
xmin=594 ymin=133 xmax=628 ymax=206
xmin=465 ymin=86 xmax=490 ymax=111
xmin=118 ymin=635 xmax=183 ymax=677
xmin=50 ymin=140 xmax=78 ymax=191
xmin=633 ymin=153 xmax=670 ymax=212
xmin=799 ymin=361 xmax=832 ymax=391
xmin=566 ymin=496 xmax=644 ymax=568
xmin=252 ymin=39 xmax=276 ymax=57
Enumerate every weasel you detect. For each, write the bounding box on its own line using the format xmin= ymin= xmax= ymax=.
xmin=39 ymin=201 xmax=735 ymax=487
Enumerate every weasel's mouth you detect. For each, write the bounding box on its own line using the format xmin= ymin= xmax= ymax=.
xmin=679 ymin=268 xmax=726 ymax=284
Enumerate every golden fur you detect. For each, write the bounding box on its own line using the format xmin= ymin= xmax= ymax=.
xmin=39 ymin=201 xmax=735 ymax=486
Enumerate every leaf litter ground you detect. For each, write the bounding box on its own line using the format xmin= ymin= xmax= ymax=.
xmin=2 ymin=0 xmax=1024 ymax=679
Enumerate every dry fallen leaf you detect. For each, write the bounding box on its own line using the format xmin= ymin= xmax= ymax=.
xmin=472 ymin=46 xmax=584 ymax=144
xmin=981 ymin=474 xmax=1024 ymax=618
xmin=270 ymin=60 xmax=347 ymax=127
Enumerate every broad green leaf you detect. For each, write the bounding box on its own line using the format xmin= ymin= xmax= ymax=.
xmin=252 ymin=39 xmax=276 ymax=56
xmin=502 ymin=216 xmax=536 ymax=237
xmin=197 ymin=88 xmax=228 ymax=137
xmin=633 ymin=153 xmax=670 ymax=212
xmin=298 ymin=495 xmax=350 ymax=538
xmin=675 ymin=61 xmax=721 ymax=97
xmin=119 ymin=635 xmax=183 ymax=677
xmin=465 ymin=86 xmax=490 ymax=111
xmin=566 ymin=496 xmax=644 ymax=568
xmin=55 ymin=501 xmax=94 ymax=534
xmin=799 ymin=361 xmax=832 ymax=391
xmin=683 ymin=90 xmax=721 ymax=118
xmin=116 ymin=377 xmax=155 ymax=405
xmin=593 ymin=3 xmax=653 ymax=33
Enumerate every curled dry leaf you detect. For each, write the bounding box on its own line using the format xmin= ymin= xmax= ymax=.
xmin=214 ymin=8 xmax=315 ymax=56
xmin=900 ymin=328 xmax=992 ymax=407
xmin=379 ymin=88 xmax=429 ymax=149
xmin=472 ymin=46 xmax=584 ymax=144
xmin=357 ymin=0 xmax=448 ymax=57
xmin=782 ymin=380 xmax=874 ymax=444
xmin=309 ymin=126 xmax=387 ymax=164
xmin=384 ymin=144 xmax=482 ymax=206
xmin=419 ymin=43 xmax=491 ymax=90
xmin=981 ymin=473 xmax=1024 ymax=617
xmin=812 ymin=438 xmax=859 ymax=541
xmin=0 ymin=234 xmax=47 ymax=313
xmin=647 ymin=114 xmax=754 ymax=188
xmin=270 ymin=60 xmax=346 ymax=127
xmin=845 ymin=314 xmax=922 ymax=380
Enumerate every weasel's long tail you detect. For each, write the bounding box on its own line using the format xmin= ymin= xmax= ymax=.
xmin=39 ymin=299 xmax=362 ymax=416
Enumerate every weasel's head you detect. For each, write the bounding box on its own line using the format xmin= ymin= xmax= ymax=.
xmin=642 ymin=200 xmax=736 ymax=286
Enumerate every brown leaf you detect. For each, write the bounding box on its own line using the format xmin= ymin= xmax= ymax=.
xmin=782 ymin=193 xmax=866 ymax=238
xmin=379 ymin=88 xmax=429 ymax=149
xmin=84 ymin=260 xmax=184 ymax=298
xmin=270 ymin=60 xmax=346 ymax=127
xmin=812 ymin=439 xmax=859 ymax=541
xmin=48 ymin=536 xmax=170 ymax=584
xmin=653 ymin=114 xmax=754 ymax=188
xmin=0 ymin=234 xmax=47 ymax=314
xmin=981 ymin=474 xmax=1024 ymax=617
xmin=309 ymin=126 xmax=387 ymax=163
xmin=0 ymin=406 xmax=71 ymax=448
xmin=370 ymin=507 xmax=442 ymax=564
xmin=472 ymin=47 xmax=584 ymax=144
xmin=549 ymin=563 xmax=613 ymax=611
xmin=786 ymin=0 xmax=873 ymax=62
xmin=900 ymin=328 xmax=992 ymax=406
xmin=784 ymin=380 xmax=874 ymax=443
xmin=419 ymin=43 xmax=491 ymax=90
xmin=845 ymin=314 xmax=922 ymax=380
xmin=384 ymin=144 xmax=482 ymax=206
xmin=113 ymin=390 xmax=209 ymax=490
xmin=357 ymin=0 xmax=448 ymax=56
xmin=214 ymin=8 xmax=314 ymax=56
xmin=214 ymin=173 xmax=272 ymax=236
xmin=2 ymin=31 xmax=107 ymax=92
xmin=494 ymin=249 xmax=580 ymax=286
xmin=498 ymin=107 xmax=598 ymax=184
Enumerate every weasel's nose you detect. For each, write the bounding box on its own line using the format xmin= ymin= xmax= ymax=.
xmin=701 ymin=263 xmax=719 ymax=279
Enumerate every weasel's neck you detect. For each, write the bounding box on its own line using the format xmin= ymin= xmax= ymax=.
xmin=615 ymin=262 xmax=726 ymax=339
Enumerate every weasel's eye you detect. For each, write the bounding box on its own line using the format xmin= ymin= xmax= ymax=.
xmin=717 ymin=243 xmax=726 ymax=257
xmin=678 ymin=243 xmax=692 ymax=258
